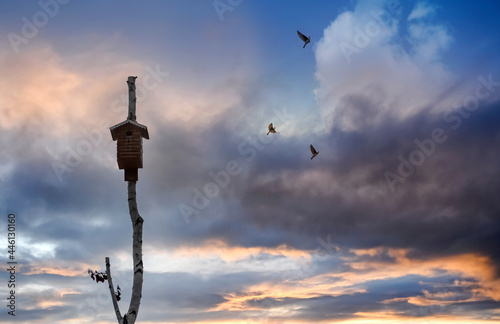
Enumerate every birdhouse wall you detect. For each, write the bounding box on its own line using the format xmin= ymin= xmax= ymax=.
xmin=116 ymin=127 xmax=144 ymax=170
xmin=124 ymin=168 xmax=138 ymax=182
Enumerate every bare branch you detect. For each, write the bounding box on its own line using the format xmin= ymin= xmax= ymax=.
xmin=106 ymin=257 xmax=123 ymax=323
xmin=127 ymin=76 xmax=137 ymax=120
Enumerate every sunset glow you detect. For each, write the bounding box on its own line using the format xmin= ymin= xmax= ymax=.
xmin=1 ymin=0 xmax=499 ymax=323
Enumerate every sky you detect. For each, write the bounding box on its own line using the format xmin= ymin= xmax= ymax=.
xmin=1 ymin=0 xmax=500 ymax=323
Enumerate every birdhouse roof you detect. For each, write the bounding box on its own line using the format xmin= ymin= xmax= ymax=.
xmin=110 ymin=119 xmax=150 ymax=140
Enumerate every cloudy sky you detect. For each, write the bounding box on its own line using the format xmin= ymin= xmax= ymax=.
xmin=1 ymin=0 xmax=500 ymax=323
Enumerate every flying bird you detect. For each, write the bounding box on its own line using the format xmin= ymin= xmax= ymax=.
xmin=310 ymin=144 xmax=319 ymax=160
xmin=297 ymin=30 xmax=311 ymax=48
xmin=267 ymin=123 xmax=279 ymax=135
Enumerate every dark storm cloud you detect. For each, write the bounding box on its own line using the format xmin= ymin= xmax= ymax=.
xmin=4 ymin=83 xmax=500 ymax=324
xmin=232 ymin=99 xmax=500 ymax=257
xmin=12 ymin=273 xmax=94 ymax=322
xmin=139 ymin=270 xmax=282 ymax=322
xmin=0 ymin=125 xmax=145 ymax=271
xmin=145 ymin=92 xmax=500 ymax=280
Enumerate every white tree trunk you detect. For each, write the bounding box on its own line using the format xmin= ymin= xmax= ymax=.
xmin=124 ymin=180 xmax=144 ymax=324
xmin=105 ymin=181 xmax=144 ymax=324
xmin=127 ymin=76 xmax=137 ymax=120
xmin=106 ymin=257 xmax=123 ymax=323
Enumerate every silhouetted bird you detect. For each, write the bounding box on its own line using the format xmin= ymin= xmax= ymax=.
xmin=297 ymin=30 xmax=311 ymax=48
xmin=267 ymin=123 xmax=279 ymax=135
xmin=310 ymin=144 xmax=319 ymax=160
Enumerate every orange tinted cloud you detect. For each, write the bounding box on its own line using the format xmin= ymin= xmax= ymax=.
xmin=343 ymin=316 xmax=497 ymax=324
xmin=0 ymin=40 xmax=146 ymax=137
xmin=170 ymin=239 xmax=311 ymax=262
xmin=213 ymin=247 xmax=500 ymax=319
xmin=23 ymin=260 xmax=101 ymax=277
xmin=344 ymin=248 xmax=500 ymax=301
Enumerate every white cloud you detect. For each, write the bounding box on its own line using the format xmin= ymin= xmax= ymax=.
xmin=407 ymin=23 xmax=452 ymax=63
xmin=314 ymin=0 xmax=455 ymax=132
xmin=408 ymin=2 xmax=437 ymax=21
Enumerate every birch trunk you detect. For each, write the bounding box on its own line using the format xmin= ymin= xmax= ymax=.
xmin=106 ymin=257 xmax=122 ymax=323
xmin=127 ymin=76 xmax=137 ymax=120
xmin=105 ymin=181 xmax=144 ymax=324
xmin=124 ymin=181 xmax=144 ymax=324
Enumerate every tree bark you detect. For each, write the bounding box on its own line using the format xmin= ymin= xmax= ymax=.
xmin=106 ymin=257 xmax=123 ymax=323
xmin=124 ymin=180 xmax=144 ymax=324
xmin=127 ymin=76 xmax=137 ymax=120
xmin=105 ymin=181 xmax=144 ymax=324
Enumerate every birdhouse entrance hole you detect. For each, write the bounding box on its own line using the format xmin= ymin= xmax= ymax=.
xmin=110 ymin=120 xmax=149 ymax=182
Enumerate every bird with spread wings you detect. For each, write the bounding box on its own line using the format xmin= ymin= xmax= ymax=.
xmin=310 ymin=144 xmax=319 ymax=160
xmin=267 ymin=123 xmax=279 ymax=135
xmin=297 ymin=30 xmax=311 ymax=48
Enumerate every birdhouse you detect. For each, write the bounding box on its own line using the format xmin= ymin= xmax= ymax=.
xmin=110 ymin=76 xmax=150 ymax=182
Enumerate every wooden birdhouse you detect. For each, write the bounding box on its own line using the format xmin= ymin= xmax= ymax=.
xmin=110 ymin=76 xmax=150 ymax=182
